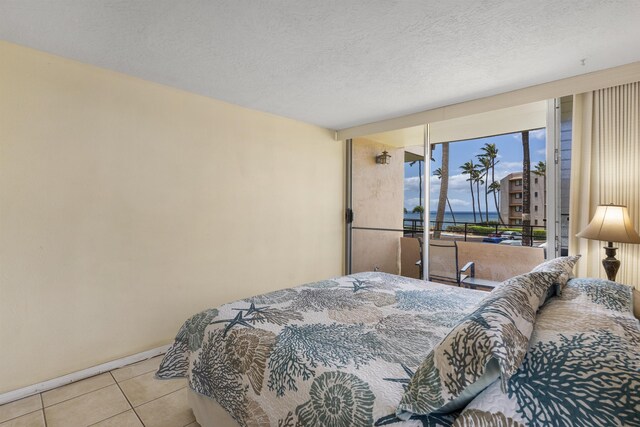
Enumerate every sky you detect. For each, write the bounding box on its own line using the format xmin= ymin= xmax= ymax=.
xmin=404 ymin=129 xmax=546 ymax=212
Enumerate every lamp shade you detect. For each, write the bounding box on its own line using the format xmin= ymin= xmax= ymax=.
xmin=576 ymin=204 xmax=640 ymax=244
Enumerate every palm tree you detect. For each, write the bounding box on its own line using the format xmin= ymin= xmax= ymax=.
xmin=533 ymin=160 xmax=546 ymax=176
xmin=433 ymin=143 xmax=451 ymax=238
xmin=471 ymin=164 xmax=484 ymax=222
xmin=478 ymin=155 xmax=492 ymax=223
xmin=522 ymin=131 xmax=531 ymax=246
xmin=473 ymin=168 xmax=484 ymax=224
xmin=460 ymin=160 xmax=478 ymax=223
xmin=533 ymin=161 xmax=546 ymax=221
xmin=434 ymin=167 xmax=457 ymax=226
xmin=410 ymin=160 xmax=423 ymax=221
xmin=488 ymin=181 xmax=501 ymax=216
xmin=479 ymin=143 xmax=504 ymax=224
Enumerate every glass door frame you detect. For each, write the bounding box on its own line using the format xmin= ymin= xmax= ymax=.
xmin=546 ymin=98 xmax=561 ymax=259
xmin=345 ymin=105 xmax=560 ymax=276
xmin=344 ymin=129 xmax=429 ymax=279
xmin=345 ymin=139 xmax=353 ymax=274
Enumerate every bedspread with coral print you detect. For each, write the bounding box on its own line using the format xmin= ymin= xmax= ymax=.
xmin=157 ymin=272 xmax=486 ymax=427
xmin=453 ymin=278 xmax=640 ymax=427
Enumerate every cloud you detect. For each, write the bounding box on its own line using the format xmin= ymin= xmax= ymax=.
xmin=405 ymin=197 xmax=422 ymax=209
xmin=530 ymin=129 xmax=546 ymax=140
xmin=429 ymin=197 xmax=471 ymax=210
xmin=404 ymin=176 xmax=422 ymax=192
xmin=510 ymin=129 xmax=545 ymax=141
xmin=536 ymin=148 xmax=546 ymax=155
xmin=498 ymin=161 xmax=522 ymax=169
xmin=430 ymin=173 xmax=471 ymax=191
xmin=406 ymin=172 xmax=471 ymax=194
xmin=494 ymin=161 xmax=522 ymax=180
xmin=446 ymin=198 xmax=471 ymax=209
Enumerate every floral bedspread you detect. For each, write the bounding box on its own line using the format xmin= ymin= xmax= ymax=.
xmin=454 ymin=278 xmax=640 ymax=427
xmin=157 ymin=272 xmax=486 ymax=427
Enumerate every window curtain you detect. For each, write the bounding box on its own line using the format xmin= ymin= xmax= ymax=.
xmin=569 ymin=82 xmax=640 ymax=290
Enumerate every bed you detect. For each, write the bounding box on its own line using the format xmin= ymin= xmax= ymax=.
xmin=157 ymin=272 xmax=486 ymax=426
xmin=157 ymin=268 xmax=640 ymax=427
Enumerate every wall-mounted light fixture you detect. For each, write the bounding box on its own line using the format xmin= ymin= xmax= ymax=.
xmin=375 ymin=150 xmax=391 ymax=165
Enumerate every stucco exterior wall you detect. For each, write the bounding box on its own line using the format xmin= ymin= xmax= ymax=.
xmin=499 ymin=172 xmax=546 ymax=226
xmin=351 ymin=138 xmax=404 ymax=273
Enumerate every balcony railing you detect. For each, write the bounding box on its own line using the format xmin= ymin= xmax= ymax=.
xmin=403 ymin=219 xmax=546 ymax=246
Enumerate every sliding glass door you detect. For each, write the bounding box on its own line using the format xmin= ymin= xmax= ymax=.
xmin=346 ymin=129 xmax=426 ymax=278
xmin=345 ymin=100 xmax=565 ymax=285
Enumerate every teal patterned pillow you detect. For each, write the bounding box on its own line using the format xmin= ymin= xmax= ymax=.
xmin=453 ymin=277 xmax=639 ymax=427
xmin=396 ymin=271 xmax=563 ymax=418
xmin=531 ymin=255 xmax=581 ymax=296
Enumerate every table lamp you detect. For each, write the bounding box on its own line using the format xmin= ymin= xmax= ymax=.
xmin=576 ymin=204 xmax=640 ymax=281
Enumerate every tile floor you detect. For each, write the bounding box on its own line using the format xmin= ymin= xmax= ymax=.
xmin=0 ymin=356 xmax=200 ymax=427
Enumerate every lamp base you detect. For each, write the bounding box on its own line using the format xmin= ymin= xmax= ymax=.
xmin=602 ymin=243 xmax=620 ymax=282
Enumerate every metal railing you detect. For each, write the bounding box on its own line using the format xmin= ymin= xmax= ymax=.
xmin=403 ymin=219 xmax=547 ymax=246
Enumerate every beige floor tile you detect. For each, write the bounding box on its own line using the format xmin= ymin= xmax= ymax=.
xmin=111 ymin=356 xmax=164 ymax=383
xmin=0 ymin=410 xmax=45 ymax=427
xmin=44 ymin=384 xmax=130 ymax=427
xmin=42 ymin=372 xmax=114 ymax=407
xmin=90 ymin=410 xmax=143 ymax=427
xmin=134 ymin=389 xmax=195 ymax=427
xmin=119 ymin=371 xmax=185 ymax=407
xmin=0 ymin=395 xmax=41 ymax=424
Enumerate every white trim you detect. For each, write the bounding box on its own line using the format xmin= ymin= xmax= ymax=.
xmin=546 ymin=98 xmax=559 ymax=259
xmin=422 ymin=125 xmax=430 ymax=280
xmin=336 ymin=61 xmax=640 ymax=141
xmin=0 ymin=345 xmax=170 ymax=406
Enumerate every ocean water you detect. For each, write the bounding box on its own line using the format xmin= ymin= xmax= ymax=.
xmin=404 ymin=211 xmax=499 ymax=225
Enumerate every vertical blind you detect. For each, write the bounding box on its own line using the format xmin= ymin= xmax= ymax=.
xmin=570 ymin=82 xmax=640 ymax=289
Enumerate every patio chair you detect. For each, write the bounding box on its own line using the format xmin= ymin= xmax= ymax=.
xmin=427 ymin=240 xmax=474 ymax=287
xmin=415 ymin=239 xmax=499 ymax=289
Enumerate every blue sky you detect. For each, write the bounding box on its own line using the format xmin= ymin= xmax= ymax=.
xmin=404 ymin=129 xmax=546 ymax=212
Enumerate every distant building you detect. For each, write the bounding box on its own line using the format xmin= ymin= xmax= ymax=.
xmin=499 ymin=172 xmax=546 ymax=226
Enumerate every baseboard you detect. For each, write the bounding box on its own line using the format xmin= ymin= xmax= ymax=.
xmin=0 ymin=344 xmax=171 ymax=406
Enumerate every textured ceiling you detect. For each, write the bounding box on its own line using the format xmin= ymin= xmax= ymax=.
xmin=1 ymin=1 xmax=640 ymax=130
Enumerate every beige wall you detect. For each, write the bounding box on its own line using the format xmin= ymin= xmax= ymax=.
xmin=0 ymin=42 xmax=344 ymax=393
xmin=351 ymin=138 xmax=403 ymax=274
